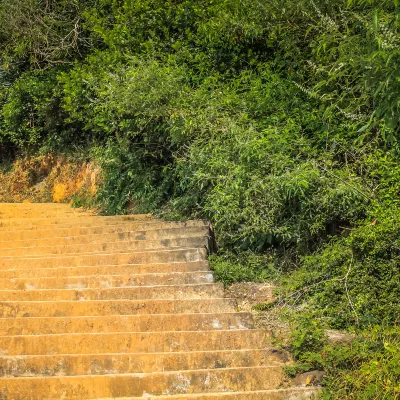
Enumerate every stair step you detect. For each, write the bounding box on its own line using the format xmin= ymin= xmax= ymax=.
xmin=0 ymin=283 xmax=224 ymax=301
xmin=0 ymin=216 xmax=206 ymax=230
xmin=0 ymin=212 xmax=91 ymax=220
xmin=0 ymin=330 xmax=270 ymax=355
xmin=0 ymin=313 xmax=253 ymax=335
xmin=0 ymin=205 xmax=92 ymax=219
xmin=0 ymin=262 xmax=210 ymax=279
xmin=108 ymin=388 xmax=320 ymax=399
xmin=0 ymin=271 xmax=215 ymax=290
xmin=0 ymin=221 xmax=208 ymax=241
xmin=0 ymin=248 xmax=207 ymax=269
xmin=0 ymin=236 xmax=209 ymax=257
xmin=0 ymin=349 xmax=286 ymax=377
xmin=0 ymin=226 xmax=207 ymax=249
xmin=0 ymin=298 xmax=238 ymax=318
xmin=0 ymin=203 xmax=74 ymax=208
xmin=0 ymin=213 xmax=152 ymax=223
xmin=0 ymin=367 xmax=286 ymax=399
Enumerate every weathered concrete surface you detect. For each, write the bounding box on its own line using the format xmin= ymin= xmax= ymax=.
xmin=0 ymin=298 xmax=238 ymax=317
xmin=0 ymin=203 xmax=319 ymax=399
xmin=0 ymin=349 xmax=288 ymax=377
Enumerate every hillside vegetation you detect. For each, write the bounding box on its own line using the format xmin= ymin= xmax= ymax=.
xmin=1 ymin=1 xmax=399 ymax=398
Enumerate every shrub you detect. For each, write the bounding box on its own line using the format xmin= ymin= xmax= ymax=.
xmin=287 ymin=323 xmax=400 ymax=400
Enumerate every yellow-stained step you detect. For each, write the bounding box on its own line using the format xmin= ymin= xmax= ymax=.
xmin=0 ymin=271 xmax=215 ymax=289
xmin=0 ymin=224 xmax=208 ymax=242
xmin=0 ymin=298 xmax=238 ymax=317
xmin=0 ymin=225 xmax=207 ymax=248
xmin=1 ymin=330 xmax=270 ymax=355
xmin=0 ymin=349 xmax=287 ymax=377
xmin=0 ymin=312 xmax=254 ymax=335
xmin=0 ymin=204 xmax=91 ymax=219
xmin=0 ymin=248 xmax=207 ymax=269
xmin=0 ymin=367 xmax=288 ymax=398
xmin=0 ymin=214 xmax=170 ymax=229
xmin=0 ymin=283 xmax=224 ymax=301
xmin=0 ymin=271 xmax=216 ymax=290
xmin=0 ymin=261 xmax=210 ymax=279
xmin=0 ymin=236 xmax=209 ymax=257
xmin=0 ymin=203 xmax=318 ymax=399
xmin=107 ymin=389 xmax=321 ymax=400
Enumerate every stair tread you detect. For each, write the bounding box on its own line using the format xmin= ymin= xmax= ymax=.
xmin=0 ymin=271 xmax=215 ymax=290
xmin=0 ymin=261 xmax=209 ymax=276
xmin=0 ymin=312 xmax=253 ymax=335
xmin=0 ymin=247 xmax=205 ymax=259
xmin=0 ymin=226 xmax=207 ymax=248
xmin=0 ymin=348 xmax=278 ymax=358
xmin=0 ymin=311 xmax=249 ymax=318
xmin=99 ymin=388 xmax=320 ymax=399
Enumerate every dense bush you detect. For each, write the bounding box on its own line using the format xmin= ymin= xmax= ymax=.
xmin=287 ymin=320 xmax=400 ymax=399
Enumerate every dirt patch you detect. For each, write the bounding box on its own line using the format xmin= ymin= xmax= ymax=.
xmin=225 ymin=282 xmax=291 ymax=340
xmin=225 ymin=282 xmax=275 ymax=312
xmin=0 ymin=155 xmax=101 ymax=204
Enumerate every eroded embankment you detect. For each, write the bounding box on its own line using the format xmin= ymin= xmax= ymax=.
xmin=0 ymin=155 xmax=101 ymax=203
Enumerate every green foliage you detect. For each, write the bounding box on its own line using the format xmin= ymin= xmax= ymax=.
xmin=2 ymin=71 xmax=57 ymax=151
xmin=290 ymin=318 xmax=327 ymax=362
xmin=96 ymin=139 xmax=172 ymax=215
xmin=209 ymin=251 xmax=278 ymax=286
xmin=323 ymin=326 xmax=400 ymax=399
xmin=281 ymin=201 xmax=400 ymax=330
xmin=286 ymin=323 xmax=400 ymax=399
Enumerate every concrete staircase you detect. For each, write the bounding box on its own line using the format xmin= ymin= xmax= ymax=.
xmin=0 ymin=203 xmax=318 ymax=399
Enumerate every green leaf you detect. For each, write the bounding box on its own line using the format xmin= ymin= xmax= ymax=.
xmin=373 ymin=10 xmax=379 ymax=31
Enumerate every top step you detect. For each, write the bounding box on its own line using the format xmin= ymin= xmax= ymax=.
xmin=0 ymin=214 xmax=157 ymax=229
xmin=0 ymin=203 xmax=92 ymax=218
xmin=0 ymin=203 xmax=73 ymax=208
xmin=0 ymin=203 xmax=152 ymax=223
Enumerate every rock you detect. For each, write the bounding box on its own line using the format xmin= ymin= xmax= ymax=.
xmin=292 ymin=370 xmax=325 ymax=387
xmin=326 ymin=329 xmax=355 ymax=345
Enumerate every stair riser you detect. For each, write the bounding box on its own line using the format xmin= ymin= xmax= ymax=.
xmin=0 ymin=313 xmax=253 ymax=335
xmin=0 ymin=248 xmax=207 ymax=269
xmin=0 ymin=204 xmax=75 ymax=208
xmin=0 ymin=272 xmax=215 ymax=290
xmin=0 ymin=210 xmax=90 ymax=216
xmin=0 ymin=349 xmax=284 ymax=377
xmin=0 ymin=367 xmax=286 ymax=399
xmin=0 ymin=222 xmax=207 ymax=241
xmin=0 ymin=214 xmax=152 ymax=224
xmin=124 ymin=389 xmax=321 ymax=400
xmin=0 ymin=236 xmax=209 ymax=257
xmin=0 ymin=226 xmax=208 ymax=249
xmin=0 ymin=217 xmax=204 ymax=230
xmin=0 ymin=262 xmax=210 ymax=279
xmin=0 ymin=299 xmax=237 ymax=318
xmin=0 ymin=283 xmax=224 ymax=301
xmin=0 ymin=211 xmax=93 ymax=220
xmin=0 ymin=330 xmax=270 ymax=356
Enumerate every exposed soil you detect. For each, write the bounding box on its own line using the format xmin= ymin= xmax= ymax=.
xmin=225 ymin=282 xmax=291 ymax=344
xmin=0 ymin=155 xmax=101 ymax=204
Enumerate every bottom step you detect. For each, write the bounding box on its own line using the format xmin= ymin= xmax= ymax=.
xmin=0 ymin=367 xmax=288 ymax=399
xmin=103 ymin=388 xmax=320 ymax=399
xmin=0 ymin=349 xmax=287 ymax=377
